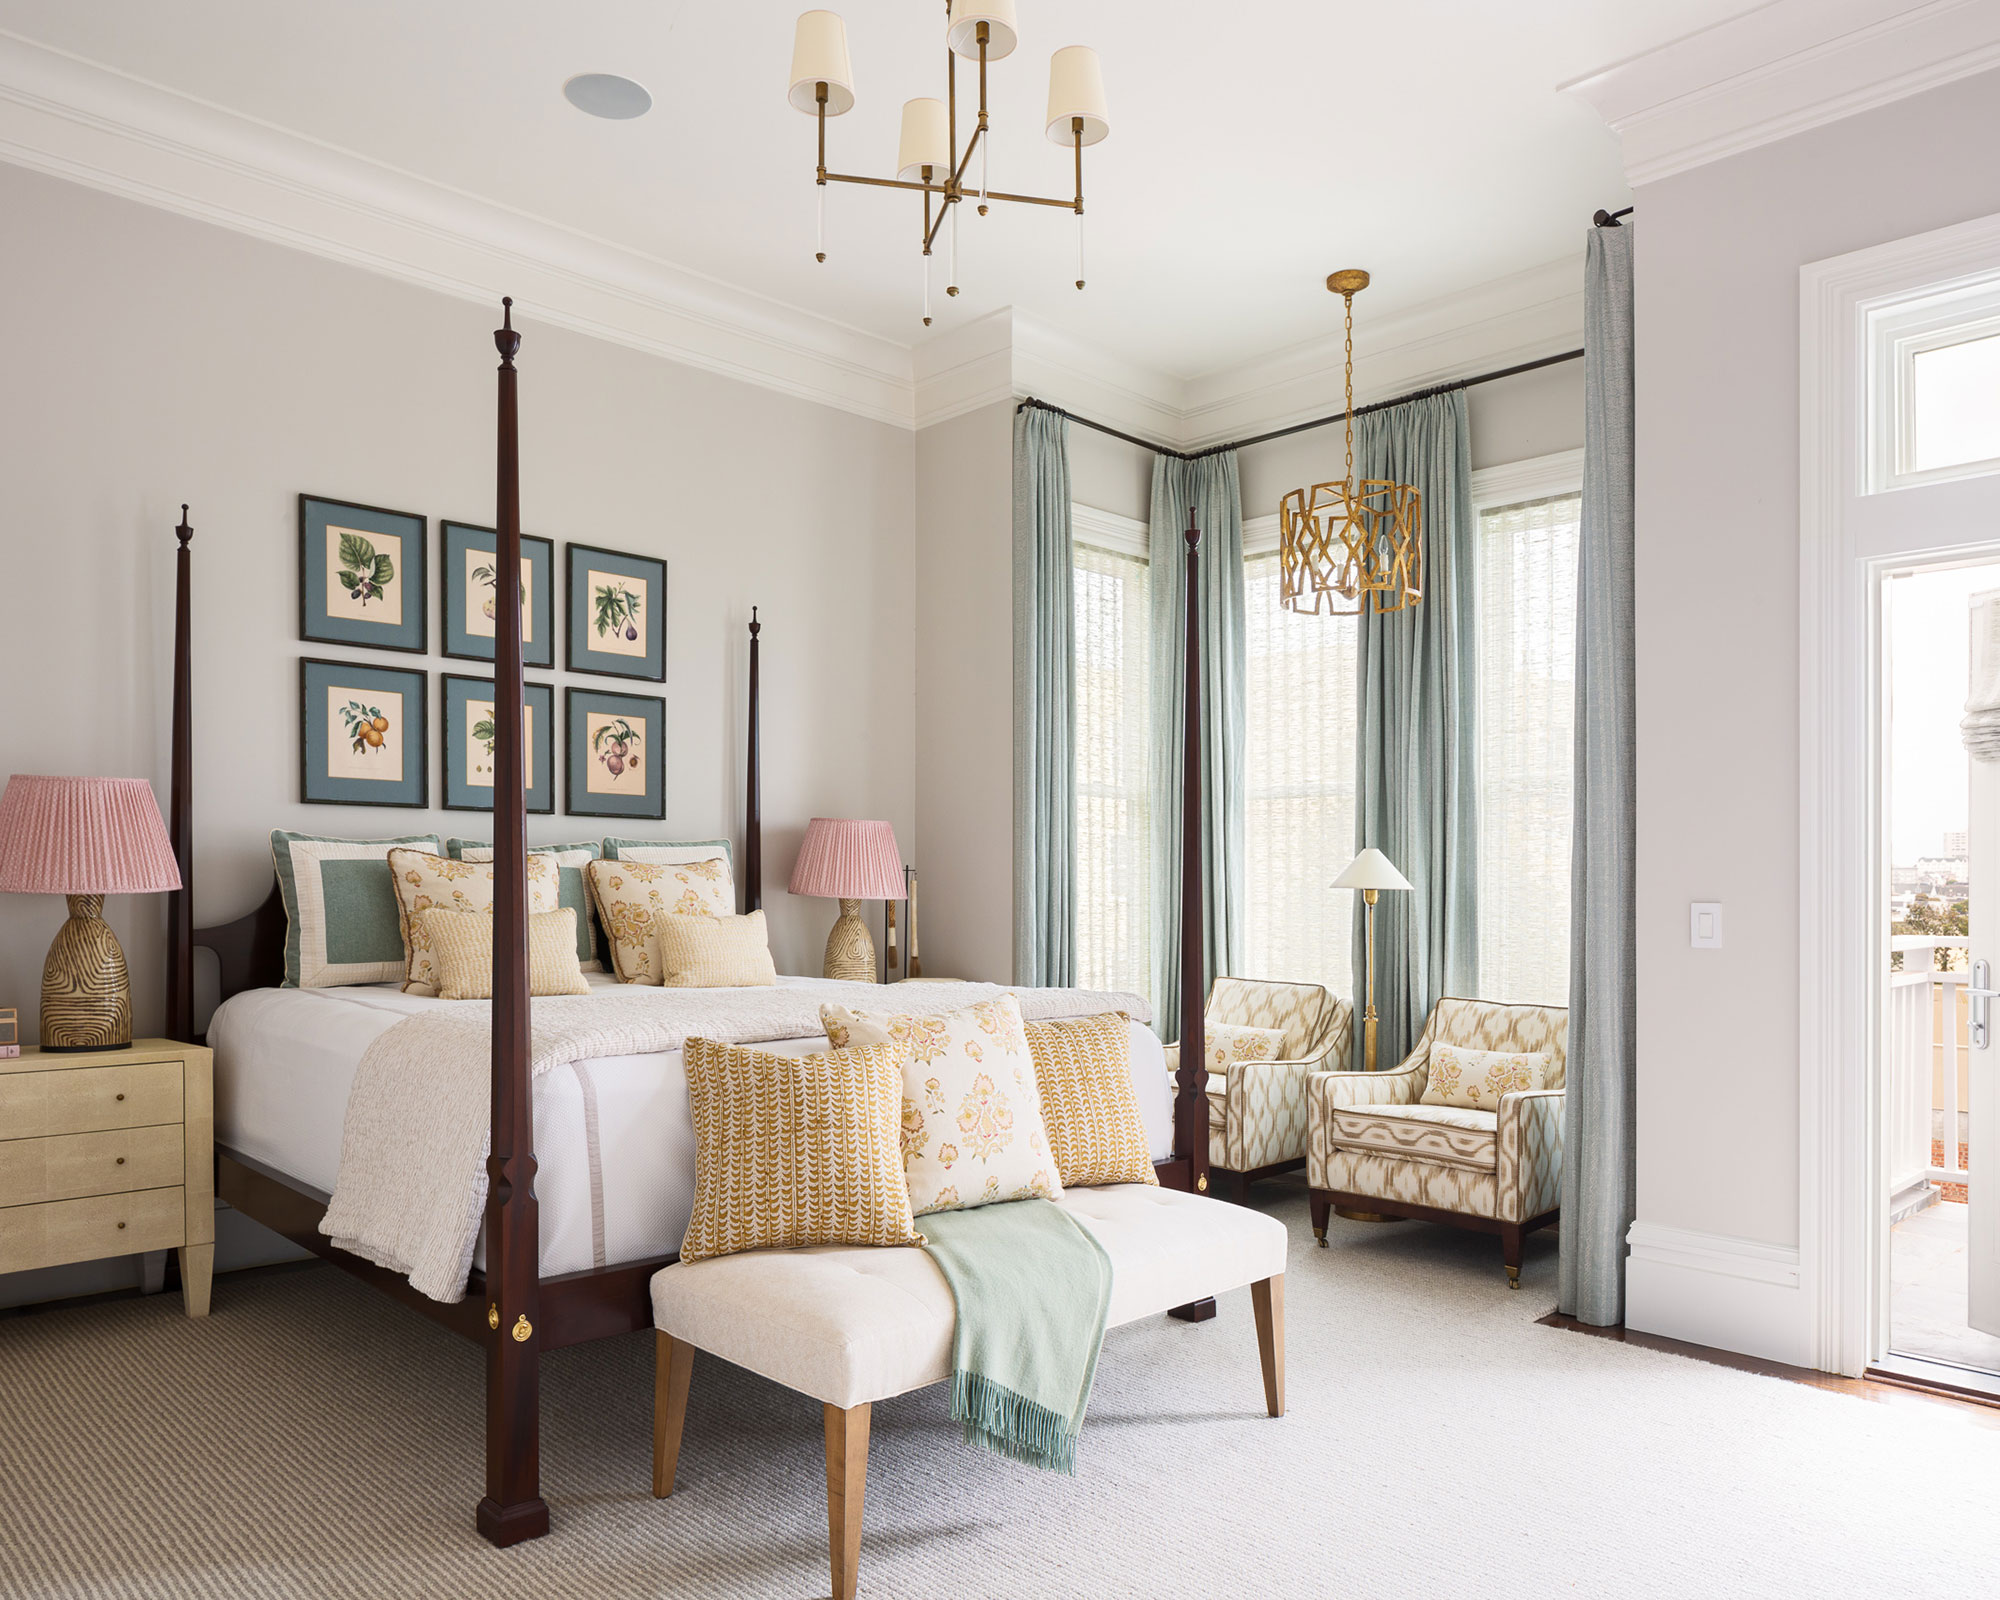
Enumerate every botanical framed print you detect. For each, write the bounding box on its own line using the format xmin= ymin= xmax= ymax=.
xmin=300 ymin=657 xmax=428 ymax=808
xmin=566 ymin=542 xmax=665 ymax=681
xmin=442 ymin=674 xmax=555 ymax=814
xmin=440 ymin=521 xmax=555 ymax=669
xmin=565 ymin=687 xmax=665 ymax=820
xmin=299 ymin=495 xmax=427 ymax=654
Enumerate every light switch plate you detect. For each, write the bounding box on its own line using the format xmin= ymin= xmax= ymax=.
xmin=1690 ymin=902 xmax=1723 ymax=948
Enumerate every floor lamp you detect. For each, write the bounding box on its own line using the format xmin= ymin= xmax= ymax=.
xmin=1333 ymin=848 xmax=1413 ymax=1072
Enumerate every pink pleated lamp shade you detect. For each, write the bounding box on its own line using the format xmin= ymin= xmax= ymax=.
xmin=0 ymin=776 xmax=182 ymax=896
xmin=788 ymin=818 xmax=905 ymax=900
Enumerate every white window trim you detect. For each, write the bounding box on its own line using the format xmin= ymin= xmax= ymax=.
xmin=1072 ymin=503 xmax=1149 ymax=561
xmin=1865 ymin=275 xmax=2000 ymax=494
xmin=1473 ymin=448 xmax=1585 ymax=511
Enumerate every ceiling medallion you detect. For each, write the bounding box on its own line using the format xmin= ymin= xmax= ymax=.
xmin=1277 ymin=270 xmax=1424 ymax=617
xmin=787 ymin=4 xmax=1110 ymax=325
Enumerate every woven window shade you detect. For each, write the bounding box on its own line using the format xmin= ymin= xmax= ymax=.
xmin=1073 ymin=541 xmax=1152 ymax=1000
xmin=1243 ymin=549 xmax=1358 ymax=999
xmin=1476 ymin=493 xmax=1581 ymax=1007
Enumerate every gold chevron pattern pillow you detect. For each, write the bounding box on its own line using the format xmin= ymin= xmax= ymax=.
xmin=680 ymin=1036 xmax=924 ymax=1265
xmin=388 ymin=848 xmax=559 ymax=997
xmin=420 ymin=908 xmax=591 ymax=1000
xmin=1023 ymin=1012 xmax=1158 ymax=1189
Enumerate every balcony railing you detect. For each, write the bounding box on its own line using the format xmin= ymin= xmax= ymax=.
xmin=1888 ymin=935 xmax=1973 ymax=1207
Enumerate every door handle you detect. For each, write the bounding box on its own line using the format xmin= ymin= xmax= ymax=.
xmin=1970 ymin=959 xmax=1995 ymax=1050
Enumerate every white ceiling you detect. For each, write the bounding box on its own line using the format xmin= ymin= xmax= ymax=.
xmin=0 ymin=0 xmax=1769 ymax=383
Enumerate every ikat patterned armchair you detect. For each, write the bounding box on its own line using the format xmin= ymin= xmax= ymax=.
xmin=1164 ymin=977 xmax=1353 ymax=1202
xmin=1305 ymin=997 xmax=1567 ymax=1288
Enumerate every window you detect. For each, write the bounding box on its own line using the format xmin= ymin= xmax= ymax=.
xmin=1073 ymin=529 xmax=1152 ymax=998
xmin=1242 ymin=544 xmax=1359 ymax=999
xmin=1909 ymin=329 xmax=2000 ymax=475
xmin=1475 ymin=489 xmax=1581 ymax=1006
xmin=1868 ymin=279 xmax=2000 ymax=492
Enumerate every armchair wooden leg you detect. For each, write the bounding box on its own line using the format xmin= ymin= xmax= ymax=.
xmin=823 ymin=1401 xmax=870 ymax=1600
xmin=652 ymin=1332 xmax=695 ymax=1498
xmin=1250 ymin=1275 xmax=1285 ymax=1417
xmin=1309 ymin=1188 xmax=1331 ymax=1247
xmin=1500 ymin=1223 xmax=1524 ymax=1291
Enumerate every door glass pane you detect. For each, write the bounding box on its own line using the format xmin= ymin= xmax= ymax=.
xmin=1912 ymin=332 xmax=2000 ymax=473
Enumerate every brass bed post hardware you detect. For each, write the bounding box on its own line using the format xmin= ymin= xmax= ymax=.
xmin=488 ymin=1303 xmax=499 ymax=1330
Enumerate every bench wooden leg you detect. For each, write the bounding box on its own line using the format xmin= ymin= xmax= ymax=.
xmin=652 ymin=1332 xmax=695 ymax=1498
xmin=1250 ymin=1275 xmax=1285 ymax=1418
xmin=823 ymin=1401 xmax=870 ymax=1600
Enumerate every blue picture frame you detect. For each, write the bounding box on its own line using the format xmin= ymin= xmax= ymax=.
xmin=565 ymin=686 xmax=665 ymax=819
xmin=300 ymin=657 xmax=429 ymax=808
xmin=440 ymin=521 xmax=555 ymax=669
xmin=566 ymin=542 xmax=666 ymax=681
xmin=299 ymin=495 xmax=427 ymax=654
xmin=442 ymin=674 xmax=555 ymax=814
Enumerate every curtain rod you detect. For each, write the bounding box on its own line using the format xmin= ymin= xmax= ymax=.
xmin=1016 ymin=346 xmax=1584 ymax=462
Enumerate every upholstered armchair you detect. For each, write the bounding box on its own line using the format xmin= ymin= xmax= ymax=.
xmin=1305 ymin=997 xmax=1567 ymax=1288
xmin=1164 ymin=977 xmax=1354 ymax=1202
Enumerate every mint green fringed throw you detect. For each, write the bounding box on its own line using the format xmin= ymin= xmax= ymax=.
xmin=921 ymin=1199 xmax=1112 ymax=1475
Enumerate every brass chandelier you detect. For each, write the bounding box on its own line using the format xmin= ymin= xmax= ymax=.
xmin=787 ymin=4 xmax=1110 ymax=325
xmin=1278 ymin=271 xmax=1424 ymax=616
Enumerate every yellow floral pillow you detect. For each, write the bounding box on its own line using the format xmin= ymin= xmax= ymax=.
xmin=821 ymin=995 xmax=1062 ymax=1216
xmin=1420 ymin=1043 xmax=1550 ymax=1111
xmin=680 ymin=1036 xmax=924 ymax=1264
xmin=1206 ymin=1022 xmax=1287 ymax=1073
xmin=387 ymin=848 xmax=558 ymax=997
xmin=1023 ymin=1012 xmax=1158 ymax=1189
xmin=584 ymin=856 xmax=735 ymax=984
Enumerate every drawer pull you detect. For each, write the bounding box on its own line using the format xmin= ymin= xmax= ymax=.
xmin=116 ymin=1157 xmax=126 ymax=1165
xmin=115 ymin=1093 xmax=125 ymax=1102
xmin=116 ymin=1221 xmax=126 ymax=1230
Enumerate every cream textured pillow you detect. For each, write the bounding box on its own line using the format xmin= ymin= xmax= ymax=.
xmin=388 ymin=848 xmax=558 ymax=997
xmin=821 ymin=995 xmax=1063 ymax=1216
xmin=680 ymin=1036 xmax=924 ymax=1264
xmin=1023 ymin=1012 xmax=1158 ymax=1189
xmin=1205 ymin=1022 xmax=1288 ymax=1072
xmin=585 ymin=856 xmax=736 ymax=984
xmin=655 ymin=911 xmax=778 ymax=988
xmin=420 ymin=907 xmax=591 ymax=1000
xmin=1420 ymin=1043 xmax=1551 ymax=1111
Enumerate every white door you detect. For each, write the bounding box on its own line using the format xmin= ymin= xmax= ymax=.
xmin=1968 ymin=594 xmax=2000 ymax=1338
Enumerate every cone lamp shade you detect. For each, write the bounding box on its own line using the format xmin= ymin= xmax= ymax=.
xmin=0 ymin=776 xmax=182 ymax=1052
xmin=790 ymin=818 xmax=905 ymax=983
xmin=896 ymin=97 xmax=951 ymax=181
xmin=788 ymin=9 xmax=855 ymax=115
xmin=947 ymin=0 xmax=1018 ymax=60
xmin=1331 ymin=848 xmax=1412 ymax=894
xmin=1045 ymin=45 xmax=1109 ymax=145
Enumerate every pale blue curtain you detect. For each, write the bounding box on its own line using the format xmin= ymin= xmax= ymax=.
xmin=1560 ymin=224 xmax=1637 ymax=1326
xmin=1012 ymin=407 xmax=1075 ymax=986
xmin=1352 ymin=391 xmax=1479 ymax=1069
xmin=1149 ymin=451 xmax=1246 ymax=1039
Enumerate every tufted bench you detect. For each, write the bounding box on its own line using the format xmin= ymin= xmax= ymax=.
xmin=650 ymin=1184 xmax=1287 ymax=1599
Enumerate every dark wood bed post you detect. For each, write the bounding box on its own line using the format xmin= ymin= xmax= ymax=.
xmin=745 ymin=607 xmax=762 ymax=914
xmin=166 ymin=506 xmax=195 ymax=1044
xmin=477 ymin=297 xmax=549 ymax=1548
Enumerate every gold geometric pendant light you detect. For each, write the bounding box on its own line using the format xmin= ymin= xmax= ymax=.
xmin=1278 ymin=270 xmax=1424 ymax=616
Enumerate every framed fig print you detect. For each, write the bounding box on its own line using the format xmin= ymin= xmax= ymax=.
xmin=441 ymin=521 xmax=555 ymax=669
xmin=565 ymin=687 xmax=665 ymax=820
xmin=299 ymin=495 xmax=427 ymax=654
xmin=300 ymin=657 xmax=428 ymax=808
xmin=566 ymin=542 xmax=665 ymax=681
xmin=442 ymin=674 xmax=555 ymax=814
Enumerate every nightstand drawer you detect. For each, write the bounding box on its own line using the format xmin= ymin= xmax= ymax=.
xmin=0 ymin=1186 xmax=185 ymax=1274
xmin=0 ymin=1059 xmax=182 ymax=1139
xmin=0 ymin=1124 xmax=184 ymax=1207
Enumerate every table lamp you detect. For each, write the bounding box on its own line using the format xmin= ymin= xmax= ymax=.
xmin=0 ymin=775 xmax=182 ymax=1051
xmin=788 ymin=818 xmax=905 ymax=982
xmin=1332 ymin=847 xmax=1413 ymax=1071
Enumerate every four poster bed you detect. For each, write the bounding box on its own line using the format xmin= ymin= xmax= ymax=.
xmin=162 ymin=301 xmax=1217 ymax=1546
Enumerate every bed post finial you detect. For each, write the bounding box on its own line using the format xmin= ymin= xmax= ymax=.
xmin=495 ymin=297 xmax=520 ymax=366
xmin=176 ymin=505 xmax=192 ymax=546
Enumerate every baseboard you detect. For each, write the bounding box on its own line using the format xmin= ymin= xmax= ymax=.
xmin=1623 ymin=1220 xmax=1811 ymax=1368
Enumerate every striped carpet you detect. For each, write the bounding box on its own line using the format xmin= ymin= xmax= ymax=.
xmin=3 ymin=1184 xmax=1997 ymax=1599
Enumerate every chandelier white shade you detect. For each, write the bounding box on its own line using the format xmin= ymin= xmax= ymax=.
xmin=1332 ymin=848 xmax=1413 ymax=893
xmin=896 ymin=98 xmax=951 ymax=182
xmin=1045 ymin=46 xmax=1109 ymax=145
xmin=787 ymin=10 xmax=854 ymax=115
xmin=948 ymin=0 xmax=1019 ymax=61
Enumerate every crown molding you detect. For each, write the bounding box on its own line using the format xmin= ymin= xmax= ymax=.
xmin=1071 ymin=503 xmax=1150 ymax=559
xmin=1564 ymin=0 xmax=2000 ymax=188
xmin=911 ymin=309 xmax=1015 ymax=428
xmin=1471 ymin=447 xmax=1587 ymax=508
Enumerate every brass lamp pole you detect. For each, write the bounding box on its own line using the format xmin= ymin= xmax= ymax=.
xmin=1332 ymin=848 xmax=1414 ymax=1071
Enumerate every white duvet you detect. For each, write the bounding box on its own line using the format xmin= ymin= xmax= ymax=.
xmin=209 ymin=974 xmax=1170 ymax=1290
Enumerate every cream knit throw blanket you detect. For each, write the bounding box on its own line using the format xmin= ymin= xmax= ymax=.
xmin=318 ymin=979 xmax=1149 ymax=1302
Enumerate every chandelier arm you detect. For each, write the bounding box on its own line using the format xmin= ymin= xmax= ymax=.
xmin=946 ymin=19 xmax=957 ymax=186
xmin=979 ymin=186 xmax=1076 ymax=210
xmin=925 ymin=191 xmax=954 ymax=255
xmin=1073 ymin=119 xmax=1084 ymax=213
xmin=823 ymin=171 xmax=949 ymax=197
xmin=977 ymin=34 xmax=990 ymax=211
xmin=815 ymin=86 xmax=827 ymax=184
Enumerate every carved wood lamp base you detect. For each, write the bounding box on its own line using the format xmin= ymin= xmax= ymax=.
xmin=39 ymin=894 xmax=133 ymax=1052
xmin=822 ymin=899 xmax=878 ymax=983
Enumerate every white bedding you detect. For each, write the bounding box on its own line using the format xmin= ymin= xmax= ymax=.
xmin=209 ymin=974 xmax=1173 ymax=1279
